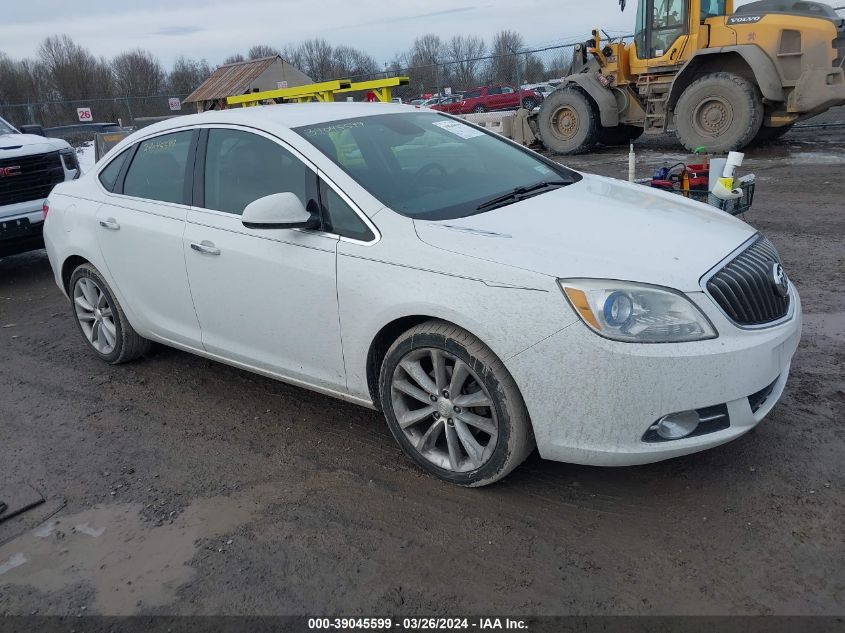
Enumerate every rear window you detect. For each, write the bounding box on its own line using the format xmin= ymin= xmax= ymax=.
xmin=123 ymin=131 xmax=193 ymax=204
xmin=98 ymin=149 xmax=130 ymax=192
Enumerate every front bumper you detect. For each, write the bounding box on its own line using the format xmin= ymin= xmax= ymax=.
xmin=0 ymin=199 xmax=46 ymax=257
xmin=506 ymin=288 xmax=802 ymax=466
xmin=788 ymin=67 xmax=845 ymax=114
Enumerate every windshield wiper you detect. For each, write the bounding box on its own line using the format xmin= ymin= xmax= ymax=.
xmin=475 ymin=180 xmax=568 ymax=212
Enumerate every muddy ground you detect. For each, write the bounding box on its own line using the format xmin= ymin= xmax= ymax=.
xmin=0 ymin=128 xmax=843 ymax=617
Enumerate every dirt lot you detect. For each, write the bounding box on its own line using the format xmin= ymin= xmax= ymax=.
xmin=0 ymin=128 xmax=843 ymax=618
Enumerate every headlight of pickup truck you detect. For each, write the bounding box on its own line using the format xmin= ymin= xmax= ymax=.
xmin=59 ymin=148 xmax=80 ymax=177
xmin=559 ymin=279 xmax=717 ymax=343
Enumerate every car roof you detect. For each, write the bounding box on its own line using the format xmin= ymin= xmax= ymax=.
xmin=137 ymin=102 xmax=415 ymax=137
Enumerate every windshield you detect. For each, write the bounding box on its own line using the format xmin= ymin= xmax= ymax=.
xmin=0 ymin=117 xmax=18 ymax=135
xmin=294 ymin=112 xmax=580 ymax=221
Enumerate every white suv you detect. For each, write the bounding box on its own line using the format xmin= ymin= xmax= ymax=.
xmin=0 ymin=116 xmax=80 ymax=256
xmin=43 ymin=104 xmax=801 ymax=486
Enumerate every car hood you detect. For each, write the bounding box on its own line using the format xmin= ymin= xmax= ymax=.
xmin=0 ymin=133 xmax=70 ymax=158
xmin=413 ymin=174 xmax=756 ymax=292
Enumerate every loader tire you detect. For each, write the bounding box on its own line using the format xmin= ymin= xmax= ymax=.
xmin=597 ymin=124 xmax=644 ymax=146
xmin=674 ymin=72 xmax=763 ymax=153
xmin=536 ymin=86 xmax=598 ymax=154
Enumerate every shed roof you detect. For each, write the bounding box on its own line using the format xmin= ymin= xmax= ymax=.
xmin=185 ymin=56 xmax=282 ymax=104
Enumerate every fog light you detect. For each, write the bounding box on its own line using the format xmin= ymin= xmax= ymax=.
xmin=655 ymin=410 xmax=700 ymax=440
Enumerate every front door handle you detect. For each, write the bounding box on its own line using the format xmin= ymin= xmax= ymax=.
xmin=190 ymin=240 xmax=221 ymax=256
xmin=99 ymin=218 xmax=120 ymax=230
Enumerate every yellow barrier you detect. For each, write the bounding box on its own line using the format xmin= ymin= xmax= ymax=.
xmin=226 ymin=77 xmax=410 ymax=107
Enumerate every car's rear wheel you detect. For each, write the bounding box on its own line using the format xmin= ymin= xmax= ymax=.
xmin=473 ymin=105 xmax=487 ymax=113
xmin=69 ymin=263 xmax=151 ymax=364
xmin=379 ymin=320 xmax=534 ymax=486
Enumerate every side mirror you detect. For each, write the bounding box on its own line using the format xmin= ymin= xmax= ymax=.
xmin=241 ymin=192 xmax=319 ymax=230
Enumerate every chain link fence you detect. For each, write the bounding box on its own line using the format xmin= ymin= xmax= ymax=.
xmin=0 ymin=94 xmax=191 ymax=131
xmin=2 ymin=35 xmax=842 ymax=135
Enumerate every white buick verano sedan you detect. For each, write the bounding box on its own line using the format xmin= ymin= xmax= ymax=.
xmin=43 ymin=103 xmax=801 ymax=486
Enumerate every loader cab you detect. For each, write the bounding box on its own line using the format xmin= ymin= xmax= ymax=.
xmin=629 ymin=0 xmax=731 ymax=68
xmin=634 ymin=0 xmax=690 ymax=59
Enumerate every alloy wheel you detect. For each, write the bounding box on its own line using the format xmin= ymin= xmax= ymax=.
xmin=73 ymin=277 xmax=118 ymax=354
xmin=390 ymin=347 xmax=499 ymax=473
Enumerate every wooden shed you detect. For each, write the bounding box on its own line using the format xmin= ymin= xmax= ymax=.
xmin=185 ymin=56 xmax=313 ymax=112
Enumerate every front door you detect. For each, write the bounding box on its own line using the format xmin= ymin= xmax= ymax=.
xmin=183 ymin=126 xmax=346 ymax=392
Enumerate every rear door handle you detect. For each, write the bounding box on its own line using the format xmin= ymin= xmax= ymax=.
xmin=99 ymin=218 xmax=120 ymax=230
xmin=190 ymin=240 xmax=221 ymax=256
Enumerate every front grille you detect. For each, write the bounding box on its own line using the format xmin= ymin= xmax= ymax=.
xmin=749 ymin=376 xmax=779 ymax=414
xmin=706 ymin=237 xmax=791 ymax=326
xmin=0 ymin=151 xmax=64 ymax=206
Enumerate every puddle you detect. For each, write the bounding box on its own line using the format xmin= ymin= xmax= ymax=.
xmin=0 ymin=489 xmax=265 ymax=614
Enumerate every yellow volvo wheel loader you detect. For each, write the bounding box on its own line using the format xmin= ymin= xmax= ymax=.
xmin=533 ymin=0 xmax=845 ymax=153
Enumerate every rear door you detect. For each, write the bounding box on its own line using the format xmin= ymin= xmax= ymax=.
xmin=95 ymin=129 xmax=202 ymax=347
xmin=183 ymin=126 xmax=346 ymax=391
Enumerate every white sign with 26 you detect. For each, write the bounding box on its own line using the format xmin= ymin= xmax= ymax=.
xmin=77 ymin=107 xmax=92 ymax=122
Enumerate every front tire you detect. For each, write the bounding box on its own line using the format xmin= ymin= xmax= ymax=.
xmin=69 ymin=263 xmax=151 ymax=364
xmin=674 ymin=72 xmax=763 ymax=153
xmin=536 ymin=86 xmax=598 ymax=154
xmin=521 ymin=97 xmax=537 ymax=111
xmin=379 ymin=320 xmax=534 ymax=487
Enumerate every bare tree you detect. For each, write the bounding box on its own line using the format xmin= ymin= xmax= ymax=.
xmin=223 ymin=53 xmax=246 ymax=65
xmin=167 ymin=56 xmax=211 ymax=95
xmin=408 ymin=34 xmax=443 ymax=93
xmin=444 ymin=35 xmax=486 ymax=89
xmin=248 ymin=44 xmax=280 ymax=60
xmin=489 ymin=30 xmax=525 ymax=84
xmin=331 ymin=45 xmax=379 ymax=79
xmin=112 ymin=49 xmax=165 ymax=97
xmin=298 ymin=39 xmax=334 ymax=81
xmin=523 ymin=54 xmax=545 ymax=83
xmin=281 ymin=44 xmax=304 ymax=70
xmin=38 ymin=35 xmax=113 ymax=101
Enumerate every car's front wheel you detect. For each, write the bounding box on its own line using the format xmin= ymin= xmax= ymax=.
xmin=379 ymin=320 xmax=534 ymax=486
xmin=69 ymin=263 xmax=151 ymax=364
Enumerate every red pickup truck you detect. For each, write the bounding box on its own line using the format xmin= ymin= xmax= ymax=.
xmin=458 ymin=85 xmax=544 ymax=114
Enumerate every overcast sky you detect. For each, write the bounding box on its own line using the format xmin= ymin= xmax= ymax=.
xmin=1 ymin=0 xmax=841 ymax=68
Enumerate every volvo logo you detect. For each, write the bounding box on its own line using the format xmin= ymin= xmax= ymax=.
xmin=0 ymin=166 xmax=21 ymax=177
xmin=770 ymin=263 xmax=789 ymax=298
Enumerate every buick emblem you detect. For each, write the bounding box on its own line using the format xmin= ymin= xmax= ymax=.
xmin=770 ymin=263 xmax=789 ymax=298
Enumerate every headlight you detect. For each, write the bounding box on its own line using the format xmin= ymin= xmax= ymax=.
xmin=559 ymin=279 xmax=717 ymax=343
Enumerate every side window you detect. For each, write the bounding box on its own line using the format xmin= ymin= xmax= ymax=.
xmin=488 ymin=86 xmax=502 ymax=95
xmin=123 ymin=131 xmax=193 ymax=204
xmin=98 ymin=149 xmax=130 ymax=192
xmin=204 ymin=129 xmax=308 ymax=215
xmin=501 ymin=86 xmax=514 ymax=94
xmin=463 ymin=90 xmax=482 ymax=99
xmin=320 ymin=180 xmax=374 ymax=242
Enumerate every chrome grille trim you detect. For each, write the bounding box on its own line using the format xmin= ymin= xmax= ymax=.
xmin=701 ymin=234 xmax=794 ymax=329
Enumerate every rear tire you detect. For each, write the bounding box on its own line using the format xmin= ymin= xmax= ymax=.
xmin=473 ymin=105 xmax=487 ymax=113
xmin=379 ymin=320 xmax=534 ymax=487
xmin=597 ymin=124 xmax=644 ymax=146
xmin=69 ymin=263 xmax=151 ymax=364
xmin=674 ymin=72 xmax=763 ymax=153
xmin=536 ymin=86 xmax=598 ymax=154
